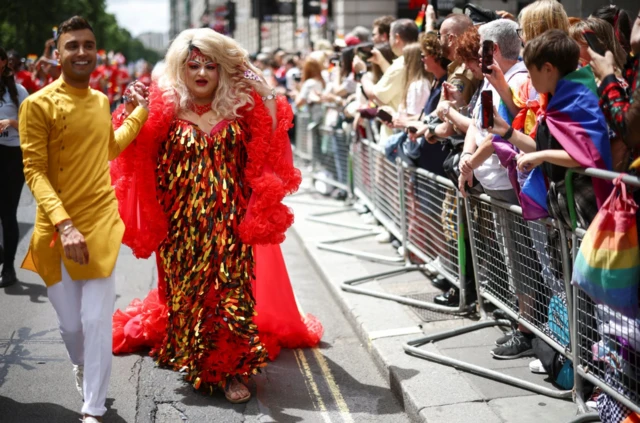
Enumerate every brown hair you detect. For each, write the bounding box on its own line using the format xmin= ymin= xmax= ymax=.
xmin=301 ymin=58 xmax=325 ymax=88
xmin=455 ymin=26 xmax=481 ymax=64
xmin=523 ymin=29 xmax=579 ymax=77
xmin=402 ymin=43 xmax=431 ymax=106
xmin=420 ymin=32 xmax=449 ymax=70
xmin=371 ymin=43 xmax=396 ymax=83
xmin=518 ymin=0 xmax=569 ymax=42
xmin=57 ymin=16 xmax=94 ymax=45
xmin=569 ymin=17 xmax=627 ymax=71
xmin=373 ymin=16 xmax=395 ymax=39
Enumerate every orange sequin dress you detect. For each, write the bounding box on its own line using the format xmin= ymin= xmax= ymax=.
xmin=153 ymin=118 xmax=268 ymax=392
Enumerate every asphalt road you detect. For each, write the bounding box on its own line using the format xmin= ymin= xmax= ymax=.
xmin=0 ymin=187 xmax=410 ymax=423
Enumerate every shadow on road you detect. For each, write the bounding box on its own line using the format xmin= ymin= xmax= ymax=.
xmin=0 ymin=396 xmax=126 ymax=422
xmin=3 ymin=280 xmax=48 ymax=303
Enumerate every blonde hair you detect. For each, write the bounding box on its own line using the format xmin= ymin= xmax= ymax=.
xmin=569 ymin=17 xmax=627 ymax=70
xmin=402 ymin=43 xmax=430 ymax=106
xmin=518 ymin=0 xmax=569 ymax=43
xmin=159 ymin=28 xmax=258 ymax=119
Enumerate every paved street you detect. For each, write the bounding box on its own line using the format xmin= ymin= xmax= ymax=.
xmin=0 ymin=187 xmax=410 ymax=423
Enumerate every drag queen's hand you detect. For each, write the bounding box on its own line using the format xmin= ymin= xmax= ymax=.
xmin=241 ymin=64 xmax=275 ymax=99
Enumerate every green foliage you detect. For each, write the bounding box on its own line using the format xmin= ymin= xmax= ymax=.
xmin=0 ymin=0 xmax=160 ymax=63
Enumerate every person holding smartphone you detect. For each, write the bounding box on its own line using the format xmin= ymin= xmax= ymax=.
xmin=590 ymin=10 xmax=640 ymax=150
xmin=353 ymin=19 xmax=419 ymax=143
xmin=0 ymin=47 xmax=29 ymax=288
xmin=458 ymin=20 xmax=539 ymax=361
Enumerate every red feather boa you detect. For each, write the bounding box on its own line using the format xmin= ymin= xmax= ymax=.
xmin=110 ymin=85 xmax=301 ymax=258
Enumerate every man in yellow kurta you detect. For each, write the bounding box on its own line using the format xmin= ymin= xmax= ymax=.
xmin=19 ymin=16 xmax=148 ymax=423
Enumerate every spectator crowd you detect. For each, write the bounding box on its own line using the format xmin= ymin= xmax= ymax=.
xmin=247 ymin=2 xmax=640 ymax=422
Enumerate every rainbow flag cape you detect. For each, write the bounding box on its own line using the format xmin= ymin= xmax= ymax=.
xmin=494 ymin=65 xmax=613 ymax=220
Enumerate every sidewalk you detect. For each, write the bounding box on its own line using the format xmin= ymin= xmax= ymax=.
xmin=285 ymin=180 xmax=580 ymax=423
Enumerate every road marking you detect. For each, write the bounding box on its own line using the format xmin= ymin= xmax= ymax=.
xmin=294 ymin=348 xmax=333 ymax=423
xmin=311 ymin=348 xmax=355 ymax=423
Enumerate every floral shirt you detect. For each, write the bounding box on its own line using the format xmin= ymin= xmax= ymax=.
xmin=598 ymin=55 xmax=640 ymax=147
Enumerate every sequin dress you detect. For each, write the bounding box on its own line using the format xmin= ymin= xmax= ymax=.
xmin=153 ymin=118 xmax=268 ymax=392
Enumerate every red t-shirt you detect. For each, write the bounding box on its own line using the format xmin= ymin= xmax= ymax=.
xmin=15 ymin=70 xmax=38 ymax=93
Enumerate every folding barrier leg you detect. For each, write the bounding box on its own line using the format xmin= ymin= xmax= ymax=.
xmin=400 ymin=197 xmax=574 ymax=401
xmin=401 ymin=321 xmax=573 ymax=399
xmin=338 ymin=162 xmax=474 ymax=312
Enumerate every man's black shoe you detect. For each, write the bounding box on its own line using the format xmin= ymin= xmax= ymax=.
xmin=431 ymin=275 xmax=450 ymax=292
xmin=434 ymin=288 xmax=459 ymax=306
xmin=0 ymin=269 xmax=18 ymax=288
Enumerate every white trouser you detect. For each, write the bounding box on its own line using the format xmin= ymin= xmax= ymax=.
xmin=48 ymin=261 xmax=116 ymax=417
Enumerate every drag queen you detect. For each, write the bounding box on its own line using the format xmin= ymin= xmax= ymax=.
xmin=109 ymin=28 xmax=322 ymax=403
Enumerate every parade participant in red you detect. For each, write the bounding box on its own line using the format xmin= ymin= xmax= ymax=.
xmin=109 ymin=27 xmax=323 ymax=404
xmin=8 ymin=51 xmax=38 ymax=93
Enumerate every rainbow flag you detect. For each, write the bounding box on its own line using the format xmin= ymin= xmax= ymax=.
xmin=415 ymin=9 xmax=425 ymax=31
xmin=494 ymin=65 xmax=613 ymax=220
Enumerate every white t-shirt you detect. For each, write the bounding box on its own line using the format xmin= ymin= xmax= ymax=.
xmin=405 ymin=78 xmax=431 ymax=116
xmin=299 ymin=78 xmax=324 ymax=103
xmin=0 ymin=83 xmax=29 ymax=147
xmin=472 ymin=61 xmax=528 ymax=191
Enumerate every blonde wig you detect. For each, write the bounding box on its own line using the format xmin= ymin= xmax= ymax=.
xmin=518 ymin=0 xmax=570 ymax=43
xmin=159 ymin=28 xmax=260 ymax=119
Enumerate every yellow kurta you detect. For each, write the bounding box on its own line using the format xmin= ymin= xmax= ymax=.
xmin=19 ymin=78 xmax=148 ymax=286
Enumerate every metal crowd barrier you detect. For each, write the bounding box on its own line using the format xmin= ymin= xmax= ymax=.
xmin=298 ymin=109 xmax=640 ymax=414
xmin=338 ymin=121 xmax=476 ymax=314
xmin=316 ymin=121 xmax=403 ymax=264
xmin=293 ymin=110 xmax=314 ymax=162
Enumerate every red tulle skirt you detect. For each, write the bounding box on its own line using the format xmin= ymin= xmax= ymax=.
xmin=113 ymin=244 xmax=323 ymax=360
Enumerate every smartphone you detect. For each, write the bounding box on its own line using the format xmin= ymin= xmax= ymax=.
xmin=356 ymin=43 xmax=374 ymax=61
xmin=376 ymin=109 xmax=393 ymax=124
xmin=582 ymin=30 xmax=606 ymax=56
xmin=481 ymin=40 xmax=494 ymax=74
xmin=481 ymin=90 xmax=493 ymax=129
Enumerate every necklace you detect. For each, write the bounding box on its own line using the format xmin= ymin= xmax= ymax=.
xmin=190 ymin=102 xmax=212 ymax=116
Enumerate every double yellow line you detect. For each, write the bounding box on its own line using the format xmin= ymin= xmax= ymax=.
xmin=293 ymin=348 xmax=355 ymax=423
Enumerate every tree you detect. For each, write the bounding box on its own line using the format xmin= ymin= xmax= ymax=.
xmin=0 ymin=0 xmax=160 ymax=64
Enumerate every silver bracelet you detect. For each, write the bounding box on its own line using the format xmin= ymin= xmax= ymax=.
xmin=262 ymin=88 xmax=276 ymax=102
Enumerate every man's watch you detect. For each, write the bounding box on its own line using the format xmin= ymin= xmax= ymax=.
xmin=427 ymin=123 xmax=438 ymax=137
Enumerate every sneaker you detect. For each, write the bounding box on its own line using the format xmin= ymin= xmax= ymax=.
xmin=491 ymin=331 xmax=534 ymax=359
xmin=354 ymin=202 xmax=368 ymax=214
xmin=73 ymin=364 xmax=84 ymax=399
xmin=495 ymin=331 xmax=514 ymax=346
xmin=375 ymin=231 xmax=391 ymax=243
xmin=397 ymin=246 xmax=405 ymax=256
xmin=528 ymin=359 xmax=548 ymax=374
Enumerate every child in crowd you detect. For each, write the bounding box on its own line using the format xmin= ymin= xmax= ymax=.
xmin=488 ymin=29 xmax=613 ymax=228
